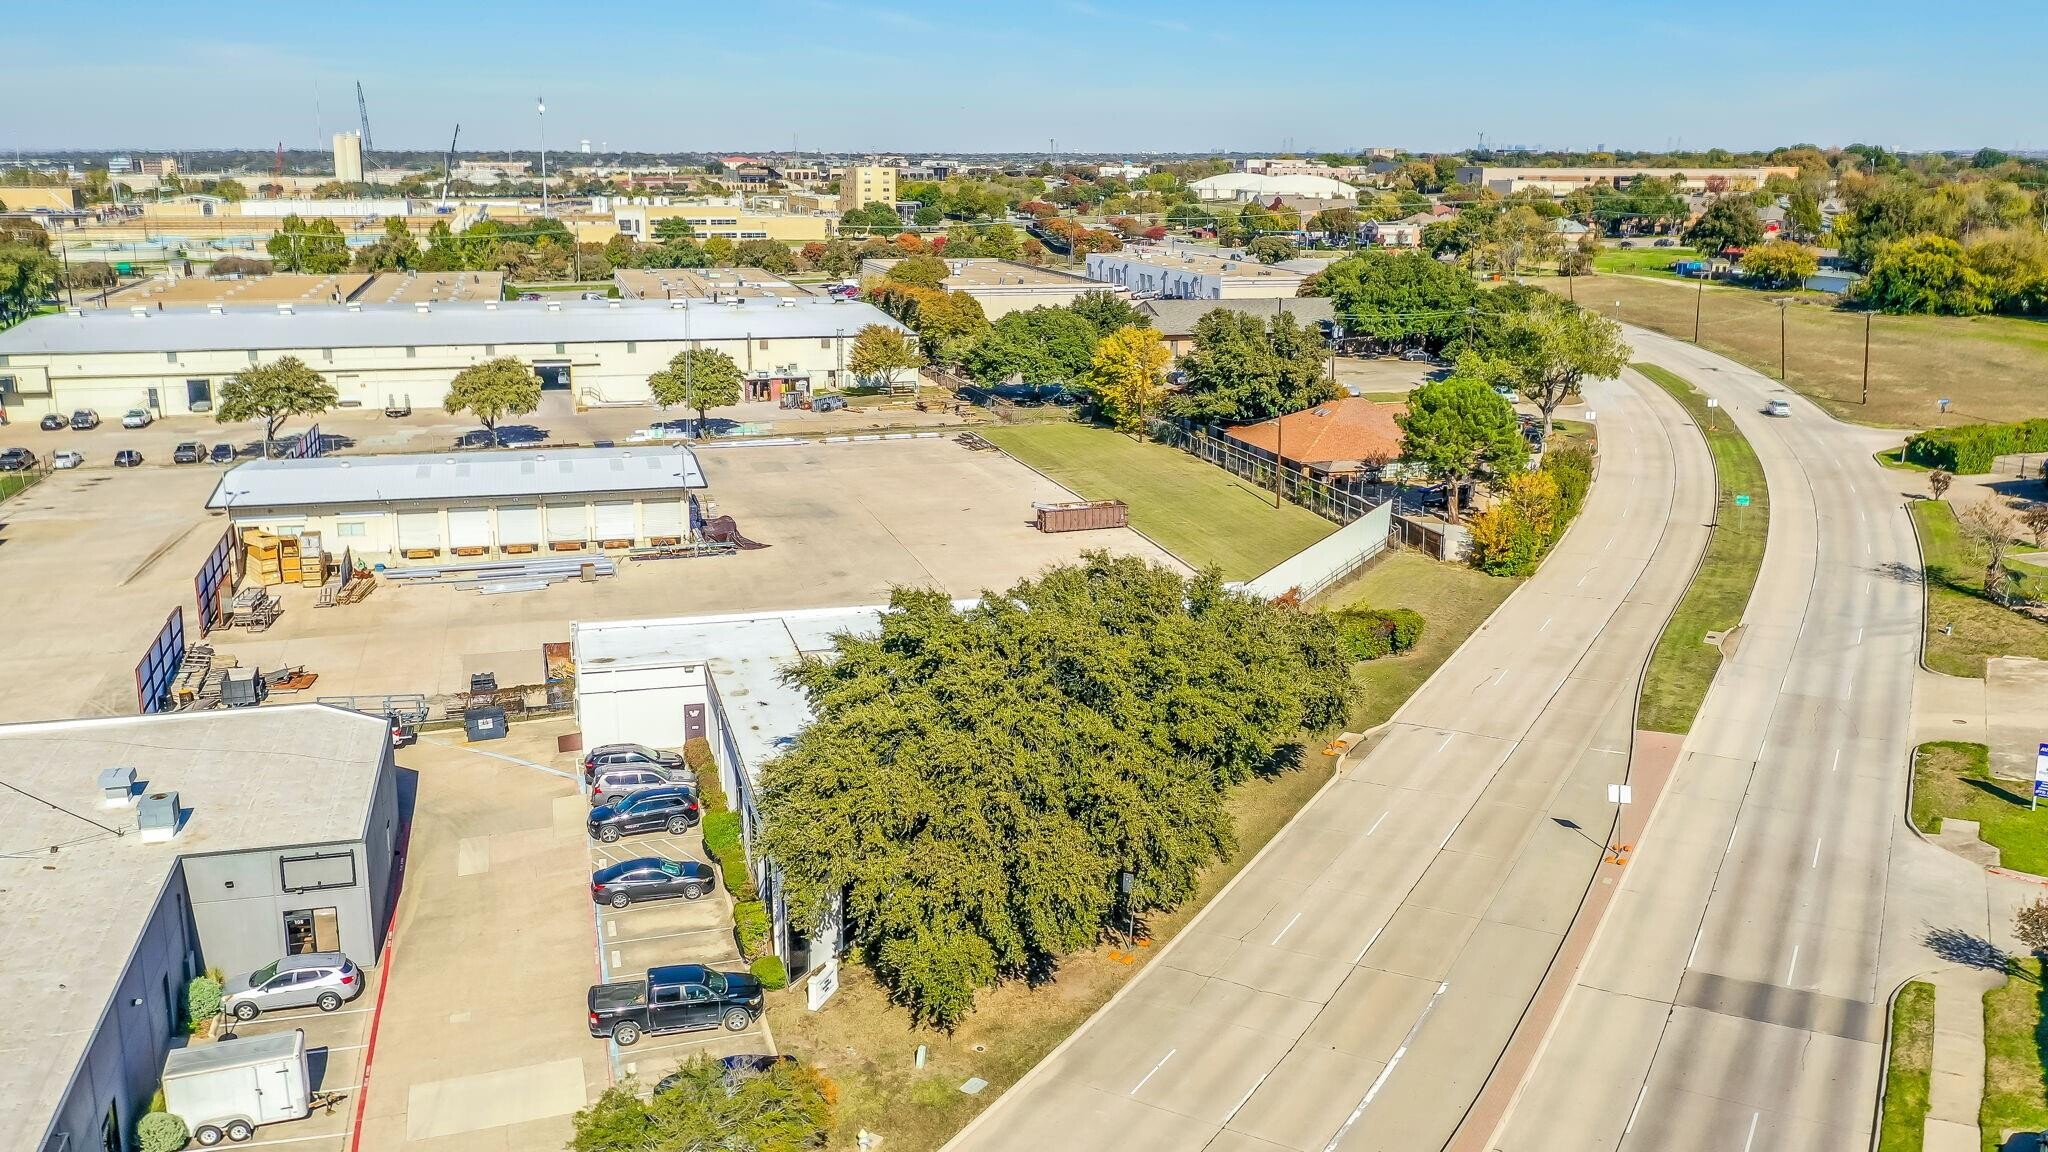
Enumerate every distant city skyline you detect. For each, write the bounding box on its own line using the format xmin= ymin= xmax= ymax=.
xmin=7 ymin=0 xmax=2045 ymax=156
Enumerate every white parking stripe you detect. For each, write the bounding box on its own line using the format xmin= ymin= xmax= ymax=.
xmin=221 ymin=1134 xmax=347 ymax=1148
xmin=610 ymin=926 xmax=732 ymax=946
xmin=312 ymin=1043 xmax=367 ymax=1054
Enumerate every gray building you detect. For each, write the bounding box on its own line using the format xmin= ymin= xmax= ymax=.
xmin=1 ymin=706 xmax=399 ymax=1152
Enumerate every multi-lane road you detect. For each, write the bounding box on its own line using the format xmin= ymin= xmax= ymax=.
xmin=949 ymin=330 xmax=1993 ymax=1152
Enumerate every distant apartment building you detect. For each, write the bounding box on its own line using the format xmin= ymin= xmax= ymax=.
xmin=1085 ymin=248 xmax=1306 ymax=300
xmin=1455 ymin=165 xmax=1800 ymax=196
xmin=1237 ymin=158 xmax=1373 ymax=181
xmin=859 ymin=257 xmax=1122 ymax=319
xmin=1097 ymin=163 xmax=1153 ymax=180
xmin=332 ymin=131 xmax=364 ymax=183
xmin=840 ymin=165 xmax=897 ymax=212
xmin=611 ymin=203 xmax=828 ymax=245
xmin=137 ymin=156 xmax=178 ymax=177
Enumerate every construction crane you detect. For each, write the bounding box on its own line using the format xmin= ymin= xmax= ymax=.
xmin=355 ymin=81 xmax=373 ymax=158
xmin=438 ymin=124 xmax=461 ymax=205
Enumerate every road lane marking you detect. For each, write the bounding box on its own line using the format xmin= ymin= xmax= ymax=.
xmin=1832 ymin=748 xmax=1841 ymax=773
xmin=1856 ymin=627 xmax=1863 ymax=644
xmin=1812 ymin=837 xmax=1823 ymax=868
xmin=1540 ymin=616 xmax=1551 ymax=632
xmin=1437 ymin=733 xmax=1454 ymax=754
xmin=1492 ymin=668 xmax=1509 ymax=687
xmin=1130 ymin=1048 xmax=1175 ymax=1095
xmin=1687 ymin=924 xmax=1705 ymax=969
xmin=1367 ymin=812 xmax=1388 ymax=836
xmin=1353 ymin=924 xmax=1385 ymax=965
xmin=1625 ymin=1081 xmax=1650 ymax=1134
xmin=1224 ymin=1071 xmax=1271 ymax=1125
xmin=1743 ymin=1111 xmax=1760 ymax=1152
xmin=230 ymin=1136 xmax=346 ymax=1149
xmin=611 ymin=926 xmax=731 ymax=945
xmin=1272 ymin=912 xmax=1303 ymax=946
xmin=611 ymin=949 xmax=622 ymax=968
xmin=314 ymin=1043 xmax=367 ymax=1054
xmin=606 ymin=920 xmax=616 ymax=938
xmin=1321 ymin=982 xmax=1450 ymax=1152
xmin=1576 ymin=569 xmax=1594 ymax=588
xmin=1786 ymin=945 xmax=1799 ymax=986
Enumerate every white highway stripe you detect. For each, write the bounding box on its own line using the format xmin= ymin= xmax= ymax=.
xmin=1321 ymin=982 xmax=1450 ymax=1152
xmin=1130 ymin=1048 xmax=1175 ymax=1095
xmin=1271 ymin=912 xmax=1303 ymax=946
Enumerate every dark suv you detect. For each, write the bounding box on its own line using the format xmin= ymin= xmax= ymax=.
xmin=581 ymin=742 xmax=691 ymax=784
xmin=0 ymin=447 xmax=36 ymax=472
xmin=587 ymin=786 xmax=700 ymax=842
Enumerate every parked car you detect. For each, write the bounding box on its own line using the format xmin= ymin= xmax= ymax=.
xmin=70 ymin=409 xmax=100 ymax=430
xmin=656 ymin=1054 xmax=796 ymax=1096
xmin=221 ymin=952 xmax=363 ymax=1020
xmin=121 ymin=408 xmax=154 ymax=429
xmin=209 ymin=442 xmax=237 ymax=464
xmin=39 ymin=413 xmax=66 ymax=431
xmin=587 ymin=964 xmax=763 ymax=1046
xmin=1400 ymin=348 xmax=1434 ymax=362
xmin=587 ymin=787 xmax=701 ymax=842
xmin=811 ymin=394 xmax=848 ymax=413
xmin=590 ymin=856 xmax=715 ymax=908
xmin=114 ymin=449 xmax=143 ymax=467
xmin=581 ymin=742 xmax=690 ymax=784
xmin=580 ymin=291 xmax=609 ymax=301
xmin=0 ymin=447 xmax=36 ymax=472
xmin=52 ymin=450 xmax=83 ymax=470
xmin=173 ymin=441 xmax=205 ymax=464
xmin=1654 ymin=238 xmax=1678 ymax=248
xmin=518 ymin=292 xmax=543 ymax=301
xmin=590 ymin=765 xmax=696 ymax=808
xmin=1764 ymin=398 xmax=1792 ymax=418
xmin=1493 ymin=384 xmax=1518 ymax=401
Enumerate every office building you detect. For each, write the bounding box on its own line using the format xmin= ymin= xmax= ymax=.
xmin=839 ymin=165 xmax=897 ymax=212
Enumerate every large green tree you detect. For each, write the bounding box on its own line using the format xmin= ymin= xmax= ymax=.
xmin=846 ymin=324 xmax=924 ymax=388
xmin=216 ymin=356 xmax=339 ymax=457
xmin=1506 ymin=302 xmax=1627 ymax=437
xmin=757 ymin=557 xmax=1349 ymax=1026
xmin=570 ymin=1057 xmax=832 ymax=1152
xmin=648 ymin=348 xmax=745 ymax=432
xmin=442 ymin=357 xmax=540 ymax=433
xmin=886 ymin=253 xmax=951 ymax=288
xmin=1856 ymin=234 xmax=1996 ymax=315
xmin=1683 ymin=195 xmax=1765 ymax=257
xmin=1396 ymin=374 xmax=1528 ymax=522
xmin=961 ymin=305 xmax=1101 ymax=387
xmin=1066 ymin=288 xmax=1149 ymax=338
xmin=266 ymin=215 xmax=350 ymax=273
xmin=1168 ymin=310 xmax=1337 ymax=424
xmin=1300 ymin=249 xmax=1476 ymax=352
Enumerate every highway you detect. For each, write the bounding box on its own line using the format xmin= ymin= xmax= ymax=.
xmin=1483 ymin=327 xmax=1982 ymax=1151
xmin=946 ymin=366 xmax=1719 ymax=1152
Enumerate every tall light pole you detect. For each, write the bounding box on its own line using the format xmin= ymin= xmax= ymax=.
xmin=1861 ymin=311 xmax=1872 ymax=406
xmin=537 ymin=96 xmax=548 ymax=218
xmin=1776 ymin=297 xmax=1789 ymax=381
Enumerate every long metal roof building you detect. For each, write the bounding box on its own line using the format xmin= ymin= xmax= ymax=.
xmin=204 ymin=445 xmax=707 ymax=510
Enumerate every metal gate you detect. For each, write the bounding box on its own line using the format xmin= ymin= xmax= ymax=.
xmin=194 ymin=528 xmax=234 ymax=635
xmin=134 ymin=608 xmax=186 ymax=714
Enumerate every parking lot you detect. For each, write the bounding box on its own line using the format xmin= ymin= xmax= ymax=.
xmin=206 ymin=962 xmax=380 ymax=1151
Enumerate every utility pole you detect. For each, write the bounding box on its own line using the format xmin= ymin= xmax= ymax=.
xmin=537 ymin=96 xmax=548 ymax=218
xmin=1777 ymin=298 xmax=1790 ymax=381
xmin=1861 ymin=311 xmax=1872 ymax=405
xmin=1692 ymin=275 xmax=1704 ymax=343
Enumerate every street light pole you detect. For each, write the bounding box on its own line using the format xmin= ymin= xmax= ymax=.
xmin=1692 ymin=274 xmax=1703 ymax=343
xmin=1777 ymin=298 xmax=1789 ymax=381
xmin=537 ymin=97 xmax=548 ymax=219
xmin=1861 ymin=311 xmax=1872 ymax=406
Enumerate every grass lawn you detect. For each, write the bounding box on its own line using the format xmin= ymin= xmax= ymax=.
xmin=980 ymin=421 xmax=1335 ymax=581
xmin=1592 ymin=245 xmax=1699 ymax=279
xmin=1910 ymin=741 xmax=2048 ymax=874
xmin=1544 ymin=272 xmax=2048 ymax=428
xmin=1548 ymin=418 xmax=1598 ymax=456
xmin=1876 ymin=445 xmax=1933 ymax=472
xmin=1633 ymin=363 xmax=1771 ymax=734
xmin=1910 ymin=500 xmax=2048 ymax=677
xmin=0 ymin=471 xmax=44 ymax=503
xmin=1879 ymin=980 xmax=1937 ymax=1152
xmin=1982 ymin=958 xmax=2048 ymax=1150
xmin=764 ymin=550 xmax=1523 ymax=1152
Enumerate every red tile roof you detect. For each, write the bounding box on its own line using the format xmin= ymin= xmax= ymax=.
xmin=1225 ymin=397 xmax=1406 ymax=472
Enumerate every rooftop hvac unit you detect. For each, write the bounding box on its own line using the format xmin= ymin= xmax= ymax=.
xmin=277 ymin=303 xmax=293 ymax=315
xmin=98 ymin=766 xmax=137 ymax=807
xmin=137 ymin=791 xmax=180 ymax=842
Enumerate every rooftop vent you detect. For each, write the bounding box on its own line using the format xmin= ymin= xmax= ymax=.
xmin=485 ymin=302 xmax=498 ymax=310
xmin=607 ymin=300 xmax=621 ymax=309
xmin=207 ymin=304 xmax=225 ymax=315
xmin=416 ymin=302 xmax=432 ymax=314
xmin=98 ymin=766 xmax=137 ymax=807
xmin=129 ymin=305 xmax=148 ymax=318
xmin=276 ymin=303 xmax=293 ymax=315
xmin=346 ymin=302 xmax=363 ymax=312
xmin=137 ymin=791 xmax=180 ymax=842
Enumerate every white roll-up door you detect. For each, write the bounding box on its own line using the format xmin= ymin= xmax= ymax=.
xmin=642 ymin=500 xmax=684 ymax=540
xmin=545 ymin=502 xmax=588 ymax=542
xmin=396 ymin=511 xmax=441 ymax=551
xmin=497 ymin=505 xmax=540 ymax=545
xmin=448 ymin=508 xmax=491 ymax=549
xmin=593 ymin=501 xmax=636 ymax=542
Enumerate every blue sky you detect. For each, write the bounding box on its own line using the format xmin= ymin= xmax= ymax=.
xmin=8 ymin=0 xmax=2045 ymax=155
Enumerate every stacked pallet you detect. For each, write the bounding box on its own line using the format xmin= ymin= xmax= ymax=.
xmin=243 ymin=529 xmax=283 ymax=586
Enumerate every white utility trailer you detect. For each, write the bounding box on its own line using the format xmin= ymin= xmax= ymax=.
xmin=162 ymin=1028 xmax=312 ymax=1145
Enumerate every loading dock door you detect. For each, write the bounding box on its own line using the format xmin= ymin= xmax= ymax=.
xmin=447 ymin=508 xmax=491 ymax=550
xmin=396 ymin=511 xmax=442 ymax=552
xmin=546 ymin=502 xmax=588 ymax=543
xmin=498 ymin=505 xmax=541 ymax=546
xmin=593 ymin=501 xmax=635 ymax=543
xmin=643 ymin=499 xmax=684 ymax=541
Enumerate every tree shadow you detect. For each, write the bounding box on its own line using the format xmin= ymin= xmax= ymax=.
xmin=1871 ymin=560 xmax=1923 ymax=587
xmin=1925 ymin=926 xmax=2032 ymax=980
xmin=1255 ymin=741 xmax=1306 ymax=779
xmin=492 ymin=424 xmax=548 ymax=446
xmin=1966 ymin=775 xmax=2035 ymax=809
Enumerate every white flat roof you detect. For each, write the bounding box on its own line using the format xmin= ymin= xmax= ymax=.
xmin=0 ymin=706 xmax=390 ymax=1152
xmin=0 ymin=297 xmax=904 ymax=357
xmin=205 ymin=445 xmax=707 ymax=510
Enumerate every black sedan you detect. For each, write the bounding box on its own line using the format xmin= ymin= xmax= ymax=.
xmin=0 ymin=447 xmax=37 ymax=472
xmin=590 ymin=857 xmax=714 ymax=908
xmin=39 ymin=413 xmax=66 ymax=431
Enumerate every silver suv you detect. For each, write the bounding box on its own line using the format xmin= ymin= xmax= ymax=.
xmin=222 ymin=952 xmax=363 ymax=1020
xmin=590 ymin=765 xmax=694 ymax=808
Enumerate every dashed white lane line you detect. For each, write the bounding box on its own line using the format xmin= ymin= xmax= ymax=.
xmin=1367 ymin=812 xmax=1389 ymax=837
xmin=1786 ymin=945 xmax=1800 ymax=986
xmin=1832 ymin=747 xmax=1842 ymax=773
xmin=1743 ymin=1110 xmax=1761 ymax=1152
xmin=1130 ymin=1048 xmax=1176 ymax=1095
xmin=1271 ymin=911 xmax=1304 ymax=946
xmin=1321 ymin=982 xmax=1450 ymax=1152
xmin=1353 ymin=924 xmax=1386 ymax=965
xmin=1811 ymin=837 xmax=1823 ymax=868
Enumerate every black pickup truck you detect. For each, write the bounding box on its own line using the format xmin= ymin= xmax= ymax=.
xmin=587 ymin=964 xmax=763 ymax=1045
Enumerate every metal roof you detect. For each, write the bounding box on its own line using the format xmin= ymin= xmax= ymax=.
xmin=0 ymin=297 xmax=904 ymax=357
xmin=206 ymin=445 xmax=707 ymax=510
xmin=164 ymin=1028 xmax=305 ymax=1078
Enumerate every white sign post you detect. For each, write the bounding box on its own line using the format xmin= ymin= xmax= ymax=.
xmin=2034 ymin=743 xmax=2048 ymax=811
xmin=1607 ymin=783 xmax=1633 ymax=805
xmin=807 ymin=957 xmax=840 ymax=1011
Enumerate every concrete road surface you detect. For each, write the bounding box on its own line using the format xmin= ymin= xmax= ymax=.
xmin=1484 ymin=328 xmax=1987 ymax=1151
xmin=945 ymin=368 xmax=1717 ymax=1152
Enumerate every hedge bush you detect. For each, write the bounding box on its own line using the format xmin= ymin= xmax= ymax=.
xmin=749 ymin=954 xmax=789 ymax=990
xmin=184 ymin=976 xmax=221 ymax=1032
xmin=702 ymin=811 xmax=754 ymax=899
xmin=734 ymin=900 xmax=771 ymax=960
xmin=684 ymin=737 xmax=725 ymax=813
xmin=1332 ymin=606 xmax=1427 ymax=661
xmin=138 ymin=1112 xmax=188 ymax=1152
xmin=1545 ymin=446 xmax=1595 ymax=520
xmin=1905 ymin=418 xmax=2048 ymax=474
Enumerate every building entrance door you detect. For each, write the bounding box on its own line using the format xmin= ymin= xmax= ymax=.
xmin=283 ymin=907 xmax=340 ymax=954
xmin=535 ymin=362 xmax=572 ymax=390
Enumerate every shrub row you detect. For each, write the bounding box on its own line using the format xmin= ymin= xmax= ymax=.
xmin=1468 ymin=446 xmax=1597 ymax=577
xmin=138 ymin=1113 xmax=188 ymax=1152
xmin=749 ymin=954 xmax=789 ymax=990
xmin=1905 ymin=419 xmax=2048 ymax=474
xmin=734 ymin=899 xmax=771 ymax=961
xmin=682 ymin=737 xmax=723 ymax=814
xmin=184 ymin=975 xmax=221 ymax=1032
xmin=1333 ymin=607 xmax=1426 ymax=661
xmin=702 ymin=810 xmax=754 ymax=901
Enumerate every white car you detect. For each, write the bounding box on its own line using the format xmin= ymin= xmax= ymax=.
xmin=52 ymin=450 xmax=83 ymax=469
xmin=1763 ymin=399 xmax=1792 ymax=418
xmin=121 ymin=408 xmax=154 ymax=428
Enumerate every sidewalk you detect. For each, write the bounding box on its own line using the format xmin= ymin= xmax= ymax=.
xmin=1925 ymin=967 xmax=2002 ymax=1152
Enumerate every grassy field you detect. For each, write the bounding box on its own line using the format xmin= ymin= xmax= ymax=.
xmin=1878 ymin=980 xmax=1937 ymax=1152
xmin=1544 ymin=272 xmax=2048 ymax=428
xmin=1324 ymin=552 xmax=1522 ymax=730
xmin=1910 ymin=741 xmax=2048 ymax=874
xmin=0 ymin=471 xmax=44 ymax=503
xmin=1909 ymin=500 xmax=2048 ymax=677
xmin=1633 ymin=363 xmax=1771 ymax=734
xmin=980 ymin=421 xmax=1335 ymax=581
xmin=1982 ymin=958 xmax=2048 ymax=1150
xmin=1591 ymin=244 xmax=1699 ymax=279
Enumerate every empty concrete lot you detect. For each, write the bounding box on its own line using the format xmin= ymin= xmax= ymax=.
xmin=207 ymin=436 xmax=1181 ymax=701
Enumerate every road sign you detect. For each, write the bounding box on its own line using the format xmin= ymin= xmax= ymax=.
xmin=1607 ymin=783 xmax=1633 ymax=805
xmin=1734 ymin=494 xmax=1752 ymax=507
xmin=1705 ymin=397 xmax=1719 ymax=408
xmin=807 ymin=957 xmax=840 ymax=1011
xmin=2034 ymin=743 xmax=2048 ymax=810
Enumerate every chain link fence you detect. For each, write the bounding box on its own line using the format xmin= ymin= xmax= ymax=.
xmin=1146 ymin=417 xmax=1396 ymax=526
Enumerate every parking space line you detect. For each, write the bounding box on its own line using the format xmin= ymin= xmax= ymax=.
xmin=236 ymin=1005 xmax=376 ymax=1026
xmin=609 ymin=926 xmax=731 ymax=946
xmin=314 ymin=1044 xmax=368 ymax=1055
xmin=229 ymin=1135 xmax=348 ymax=1149
xmin=421 ymin=736 xmax=576 ymax=780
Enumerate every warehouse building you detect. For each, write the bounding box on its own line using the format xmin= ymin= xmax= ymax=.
xmin=1086 ymin=248 xmax=1307 ymax=300
xmin=3 ymin=706 xmax=399 ymax=1152
xmin=107 ymin=271 xmax=505 ymax=311
xmin=206 ymin=445 xmax=709 ymax=565
xmin=0 ymin=296 xmax=912 ymax=420
xmin=857 ymin=257 xmax=1121 ymax=318
xmin=613 ymin=266 xmax=814 ymax=301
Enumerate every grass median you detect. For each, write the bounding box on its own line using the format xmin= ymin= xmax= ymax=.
xmin=1909 ymin=499 xmax=2048 ymax=677
xmin=1633 ymin=362 xmax=1771 ymax=735
xmin=979 ymin=420 xmax=1335 ymax=581
xmin=1878 ymin=980 xmax=1936 ymax=1152
xmin=1982 ymin=958 xmax=2048 ymax=1149
xmin=1910 ymin=740 xmax=2048 ymax=874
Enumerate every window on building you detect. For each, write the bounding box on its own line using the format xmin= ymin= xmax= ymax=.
xmin=819 ymin=339 xmax=830 ymax=349
xmin=0 ymin=354 xmax=10 ymax=366
xmin=0 ymin=375 xmax=14 ymax=394
xmin=485 ymin=344 xmax=495 ymax=356
xmin=626 ymin=341 xmax=636 ymax=353
xmin=165 ymin=352 xmax=178 ymax=364
xmin=405 ymin=346 xmax=416 ymax=358
xmin=336 ymin=521 xmax=366 ymax=538
xmin=758 ymin=339 xmax=769 ymax=350
xmin=247 ymin=351 xmax=259 ymax=364
xmin=321 ymin=348 xmax=333 ymax=360
xmin=554 ymin=343 xmax=565 ymax=354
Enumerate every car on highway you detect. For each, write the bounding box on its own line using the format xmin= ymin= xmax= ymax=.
xmin=587 ymin=964 xmax=762 ymax=1046
xmin=210 ymin=443 xmax=237 ymax=464
xmin=1764 ymin=398 xmax=1792 ymax=418
xmin=53 ymin=450 xmax=83 ymax=469
xmin=121 ymin=408 xmax=154 ymax=429
xmin=222 ymin=952 xmax=363 ymax=1020
xmin=587 ymin=786 xmax=701 ymax=842
xmin=0 ymin=447 xmax=37 ymax=472
xmin=590 ymin=857 xmax=714 ymax=908
xmin=581 ymin=742 xmax=691 ymax=784
xmin=173 ymin=441 xmax=205 ymax=464
xmin=114 ymin=449 xmax=143 ymax=467
xmin=70 ymin=409 xmax=100 ymax=430
xmin=39 ymin=413 xmax=67 ymax=431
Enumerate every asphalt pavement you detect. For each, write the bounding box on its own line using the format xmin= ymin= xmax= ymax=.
xmin=944 ymin=367 xmax=1719 ymax=1152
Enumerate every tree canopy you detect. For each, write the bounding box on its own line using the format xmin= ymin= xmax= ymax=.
xmin=1741 ymin=239 xmax=1819 ymax=289
xmin=1855 ymin=234 xmax=1997 ymax=315
xmin=649 ymin=348 xmax=745 ymax=427
xmin=1066 ymin=288 xmax=1149 ymax=338
xmin=1168 ymin=310 xmax=1337 ymax=425
xmin=1504 ymin=303 xmax=1627 ymax=435
xmin=442 ymin=357 xmax=539 ymax=431
xmin=756 ymin=556 xmax=1349 ymax=1026
xmin=886 ymin=253 xmax=951 ymax=289
xmin=266 ymin=215 xmax=350 ymax=273
xmin=1396 ymin=374 xmax=1527 ymax=522
xmin=847 ymin=324 xmax=924 ymax=387
xmin=570 ymin=1057 xmax=832 ymax=1152
xmin=1084 ymin=325 xmax=1171 ymax=434
xmin=961 ymin=305 xmax=1102 ymax=387
xmin=1683 ymin=195 xmax=1766 ymax=256
xmin=1300 ymin=250 xmax=1476 ymax=352
xmin=216 ymin=356 xmax=339 ymax=455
